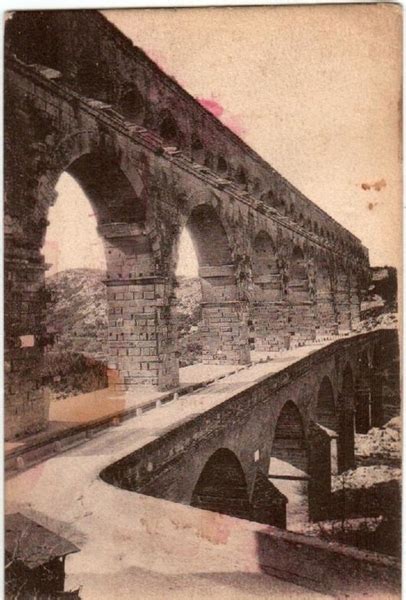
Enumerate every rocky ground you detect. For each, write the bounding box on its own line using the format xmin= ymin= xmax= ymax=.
xmin=354 ymin=416 xmax=401 ymax=467
xmin=301 ymin=417 xmax=401 ymax=557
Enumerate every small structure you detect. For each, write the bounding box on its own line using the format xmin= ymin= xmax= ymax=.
xmin=5 ymin=512 xmax=80 ymax=599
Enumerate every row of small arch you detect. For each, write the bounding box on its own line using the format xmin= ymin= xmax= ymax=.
xmin=115 ymin=88 xmax=361 ymax=258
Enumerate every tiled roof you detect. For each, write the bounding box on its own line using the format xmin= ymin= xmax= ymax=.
xmin=5 ymin=513 xmax=80 ymax=570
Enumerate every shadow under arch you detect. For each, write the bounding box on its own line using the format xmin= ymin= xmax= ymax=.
xmin=269 ymin=401 xmax=310 ymax=529
xmin=316 ymin=375 xmax=339 ymax=475
xmin=316 ymin=376 xmax=337 ymax=432
xmin=190 ymin=448 xmax=251 ymax=520
xmin=67 ymin=151 xmax=146 ymax=225
xmin=338 ymin=363 xmax=356 ymax=472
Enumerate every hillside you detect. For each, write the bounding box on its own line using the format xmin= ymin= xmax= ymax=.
xmin=45 ymin=269 xmax=109 ymax=360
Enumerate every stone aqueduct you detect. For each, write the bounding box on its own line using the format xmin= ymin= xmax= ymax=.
xmin=5 ymin=11 xmax=370 ymax=440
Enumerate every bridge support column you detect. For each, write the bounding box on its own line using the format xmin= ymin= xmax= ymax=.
xmin=5 ymin=243 xmax=50 ymax=440
xmin=199 ymin=265 xmax=250 ymax=364
xmin=288 ymin=302 xmax=317 ymax=346
xmin=101 ymin=223 xmax=178 ymax=391
xmin=337 ymin=406 xmax=355 ymax=473
xmin=251 ymin=469 xmax=287 ymax=528
xmin=350 ymin=285 xmax=361 ymax=329
xmin=355 ymin=385 xmax=371 ymax=434
xmin=250 ymin=301 xmax=289 ymax=352
xmin=315 ymin=290 xmax=338 ymax=338
xmin=335 ymin=273 xmax=352 ymax=333
xmin=308 ymin=424 xmax=332 ymax=521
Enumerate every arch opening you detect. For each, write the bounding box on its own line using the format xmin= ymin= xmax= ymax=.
xmin=191 ymin=449 xmax=251 ymax=520
xmin=191 ymin=135 xmax=205 ymax=164
xmin=43 ymin=171 xmax=109 ymax=401
xmin=316 ymin=376 xmax=339 ymax=475
xmin=269 ymin=402 xmax=309 ymax=529
xmin=119 ymin=88 xmax=145 ymax=123
xmin=217 ymin=156 xmax=228 ymax=174
xmin=159 ymin=113 xmax=181 ymax=146
xmin=174 ymin=203 xmax=249 ymax=366
xmin=174 ymin=229 xmax=201 ymax=367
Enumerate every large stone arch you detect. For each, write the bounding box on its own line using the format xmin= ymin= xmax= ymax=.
xmin=190 ymin=448 xmax=252 ymax=520
xmin=172 ymin=195 xmax=250 ymax=365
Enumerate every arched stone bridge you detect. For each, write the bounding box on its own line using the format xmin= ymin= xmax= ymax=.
xmin=100 ymin=329 xmax=398 ymax=529
xmin=5 ymin=11 xmax=370 ymax=439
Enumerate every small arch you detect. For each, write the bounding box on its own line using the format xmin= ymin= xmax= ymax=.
xmin=119 ymin=87 xmax=145 ymax=122
xmin=316 ymin=376 xmax=337 ymax=432
xmin=236 ymin=166 xmax=248 ymax=188
xmin=191 ymin=134 xmax=205 ymax=164
xmin=159 ymin=111 xmax=181 ymax=146
xmin=204 ymin=151 xmax=214 ymax=169
xmin=217 ymin=155 xmax=228 ymax=175
xmin=191 ymin=449 xmax=251 ymax=520
xmin=252 ymin=178 xmax=261 ymax=195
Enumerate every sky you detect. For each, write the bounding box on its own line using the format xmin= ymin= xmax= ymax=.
xmin=44 ymin=4 xmax=402 ymax=276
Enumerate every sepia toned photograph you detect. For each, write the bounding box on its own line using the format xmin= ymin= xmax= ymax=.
xmin=4 ymin=4 xmax=402 ymax=599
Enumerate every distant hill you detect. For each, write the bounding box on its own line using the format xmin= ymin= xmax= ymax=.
xmin=45 ymin=268 xmax=109 ymax=360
